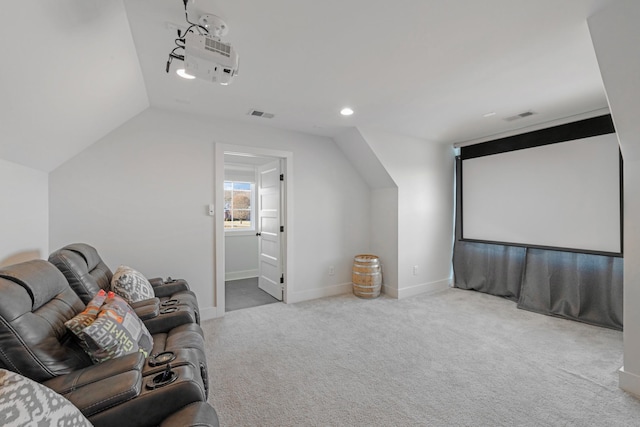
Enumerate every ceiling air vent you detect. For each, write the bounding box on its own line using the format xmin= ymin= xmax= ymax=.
xmin=504 ymin=111 xmax=536 ymax=122
xmin=248 ymin=109 xmax=275 ymax=119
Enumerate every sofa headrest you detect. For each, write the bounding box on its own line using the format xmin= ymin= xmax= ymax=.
xmin=62 ymin=243 xmax=102 ymax=271
xmin=0 ymin=260 xmax=69 ymax=311
xmin=48 ymin=243 xmax=113 ymax=305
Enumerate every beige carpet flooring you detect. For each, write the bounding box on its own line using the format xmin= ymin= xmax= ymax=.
xmin=202 ymin=288 xmax=640 ymax=426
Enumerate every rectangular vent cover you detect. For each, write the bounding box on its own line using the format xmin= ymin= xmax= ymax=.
xmin=248 ymin=110 xmax=275 ymax=119
xmin=504 ymin=111 xmax=536 ymax=122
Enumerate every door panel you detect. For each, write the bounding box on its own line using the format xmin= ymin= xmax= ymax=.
xmin=258 ymin=160 xmax=283 ymax=300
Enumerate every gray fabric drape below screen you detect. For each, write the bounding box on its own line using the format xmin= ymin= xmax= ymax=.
xmin=452 ymin=241 xmax=525 ymax=302
xmin=453 ymin=241 xmax=623 ymax=330
xmin=518 ymin=249 xmax=623 ymax=329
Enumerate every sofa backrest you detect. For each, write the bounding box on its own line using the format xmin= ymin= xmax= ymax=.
xmin=0 ymin=260 xmax=92 ymax=382
xmin=49 ymin=243 xmax=113 ymax=304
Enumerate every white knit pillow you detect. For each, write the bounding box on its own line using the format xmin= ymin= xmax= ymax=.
xmin=111 ymin=265 xmax=154 ymax=303
xmin=0 ymin=369 xmax=91 ymax=426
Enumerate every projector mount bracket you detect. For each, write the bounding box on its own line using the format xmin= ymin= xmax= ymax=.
xmin=165 ymin=1 xmax=228 ymax=73
xmin=198 ymin=14 xmax=228 ymax=37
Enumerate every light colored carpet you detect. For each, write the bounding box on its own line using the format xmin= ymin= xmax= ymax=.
xmin=202 ymin=288 xmax=640 ymax=426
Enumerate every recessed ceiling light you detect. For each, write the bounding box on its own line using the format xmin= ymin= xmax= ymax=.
xmin=176 ymin=68 xmax=195 ymax=79
xmin=340 ymin=107 xmax=354 ymax=116
xmin=483 ymin=112 xmax=497 ymax=118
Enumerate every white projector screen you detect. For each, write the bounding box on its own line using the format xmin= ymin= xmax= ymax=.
xmin=462 ymin=133 xmax=621 ymax=254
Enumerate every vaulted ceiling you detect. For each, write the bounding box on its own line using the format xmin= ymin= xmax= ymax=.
xmin=1 ymin=0 xmax=614 ymax=172
xmin=0 ymin=1 xmax=148 ymax=172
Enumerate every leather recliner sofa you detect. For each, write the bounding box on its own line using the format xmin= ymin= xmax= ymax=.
xmin=49 ymin=243 xmax=201 ymax=333
xmin=0 ymin=259 xmax=217 ymax=427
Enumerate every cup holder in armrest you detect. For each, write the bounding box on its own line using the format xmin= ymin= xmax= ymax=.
xmin=146 ymin=367 xmax=178 ymax=390
xmin=161 ymin=299 xmax=179 ymax=307
xmin=160 ymin=306 xmax=179 ymax=314
xmin=148 ymin=351 xmax=176 ymax=367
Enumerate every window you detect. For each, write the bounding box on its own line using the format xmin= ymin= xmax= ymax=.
xmin=224 ymin=181 xmax=254 ymax=230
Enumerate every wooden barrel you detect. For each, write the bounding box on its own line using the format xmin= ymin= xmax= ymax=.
xmin=352 ymin=254 xmax=382 ymax=299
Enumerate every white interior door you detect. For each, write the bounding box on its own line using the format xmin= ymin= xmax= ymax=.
xmin=257 ymin=159 xmax=283 ymax=300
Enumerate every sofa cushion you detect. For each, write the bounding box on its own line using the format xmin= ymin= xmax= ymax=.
xmin=111 ymin=265 xmax=155 ymax=304
xmin=0 ymin=368 xmax=91 ymax=427
xmin=82 ymin=292 xmax=153 ymax=363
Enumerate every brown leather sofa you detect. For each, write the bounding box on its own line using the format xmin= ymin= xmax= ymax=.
xmin=0 ymin=259 xmax=217 ymax=427
xmin=49 ymin=243 xmax=201 ymax=332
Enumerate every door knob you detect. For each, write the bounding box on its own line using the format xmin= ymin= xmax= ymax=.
xmin=256 ymin=232 xmax=261 ymax=236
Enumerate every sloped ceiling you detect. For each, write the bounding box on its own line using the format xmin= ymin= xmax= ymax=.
xmin=124 ymin=0 xmax=613 ymax=144
xmin=0 ymin=0 xmax=148 ymax=172
xmin=0 ymin=0 xmax=616 ymax=171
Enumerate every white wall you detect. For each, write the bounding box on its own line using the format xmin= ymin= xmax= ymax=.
xmin=50 ymin=108 xmax=371 ymax=316
xmin=588 ymin=0 xmax=640 ymax=396
xmin=359 ymin=128 xmax=455 ymax=297
xmin=225 ymin=234 xmax=258 ymax=280
xmin=0 ymin=159 xmax=48 ymax=267
xmin=49 ymin=110 xmax=216 ymax=312
xmin=371 ymin=187 xmax=399 ymax=292
xmin=334 ymin=128 xmax=398 ymax=293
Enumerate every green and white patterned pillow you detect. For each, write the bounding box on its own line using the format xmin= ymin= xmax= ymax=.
xmin=111 ymin=265 xmax=154 ymax=303
xmin=0 ymin=369 xmax=92 ymax=427
xmin=82 ymin=292 xmax=153 ymax=364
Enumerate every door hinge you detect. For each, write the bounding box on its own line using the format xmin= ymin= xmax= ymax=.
xmin=280 ymin=225 xmax=284 ymax=232
xmin=280 ymin=274 xmax=284 ymax=284
xmin=280 ymin=174 xmax=284 ymax=181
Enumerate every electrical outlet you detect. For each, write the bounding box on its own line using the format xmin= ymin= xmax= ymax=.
xmin=329 ymin=266 xmax=335 ymax=276
xmin=413 ymin=265 xmax=418 ymax=276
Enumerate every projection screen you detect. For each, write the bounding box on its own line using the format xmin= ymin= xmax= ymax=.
xmin=461 ymin=133 xmax=621 ymax=255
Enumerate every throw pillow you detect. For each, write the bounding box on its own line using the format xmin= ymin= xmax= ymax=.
xmin=111 ymin=265 xmax=155 ymax=303
xmin=0 ymin=369 xmax=92 ymax=427
xmin=82 ymin=291 xmax=154 ymax=364
xmin=65 ymin=289 xmax=108 ymax=341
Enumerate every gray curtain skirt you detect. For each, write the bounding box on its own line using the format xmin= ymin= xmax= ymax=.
xmin=453 ymin=240 xmax=623 ymax=330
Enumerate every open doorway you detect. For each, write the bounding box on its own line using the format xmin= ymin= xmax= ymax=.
xmin=224 ymin=153 xmax=280 ymax=311
xmin=214 ymin=144 xmax=293 ymax=316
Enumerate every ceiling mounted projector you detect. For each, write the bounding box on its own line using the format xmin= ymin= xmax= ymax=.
xmin=165 ymin=2 xmax=239 ymax=85
xmin=183 ymin=26 xmax=239 ymax=85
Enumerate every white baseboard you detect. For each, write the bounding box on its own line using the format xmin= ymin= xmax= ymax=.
xmin=208 ymin=278 xmax=451 ymax=315
xmin=200 ymin=305 xmax=222 ymax=321
xmin=288 ymin=282 xmax=353 ymax=304
xmin=391 ymin=278 xmax=451 ymax=299
xmin=619 ymin=367 xmax=640 ymax=397
xmin=381 ymin=284 xmax=398 ymax=298
xmin=225 ymin=269 xmax=258 ymax=281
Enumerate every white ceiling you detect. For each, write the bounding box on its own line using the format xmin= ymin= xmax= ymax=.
xmin=1 ymin=0 xmax=616 ymax=171
xmin=0 ymin=1 xmax=148 ymax=172
xmin=124 ymin=0 xmax=613 ymax=144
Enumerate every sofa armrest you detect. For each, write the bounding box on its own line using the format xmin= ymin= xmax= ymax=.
xmin=87 ymin=365 xmax=206 ymax=427
xmin=43 ymin=353 xmax=144 ymax=393
xmin=151 ymin=280 xmax=190 ymax=298
xmin=131 ymin=297 xmax=160 ymax=309
xmin=133 ymin=301 xmax=160 ymax=321
xmin=148 ymin=277 xmax=164 ymax=287
xmin=43 ymin=353 xmax=145 ymax=417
